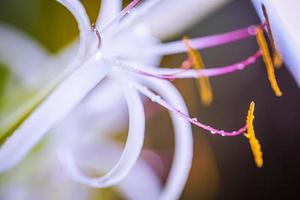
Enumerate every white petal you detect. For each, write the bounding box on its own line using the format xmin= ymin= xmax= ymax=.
xmin=0 ymin=24 xmax=49 ymax=87
xmin=55 ymin=78 xmax=128 ymax=139
xmin=134 ymin=79 xmax=193 ymax=200
xmin=0 ymin=53 xmax=107 ymax=172
xmin=57 ymin=73 xmax=146 ymax=187
xmin=252 ymin=0 xmax=300 ymax=86
xmin=70 ymin=140 xmax=161 ymax=200
xmin=119 ymin=157 xmax=161 ymax=200
xmin=140 ymin=0 xmax=233 ymax=40
xmin=0 ymin=143 xmax=89 ymax=200
xmin=114 ymin=0 xmax=161 ymax=33
xmin=96 ymin=0 xmax=122 ymax=28
xmin=56 ymin=0 xmax=91 ymax=59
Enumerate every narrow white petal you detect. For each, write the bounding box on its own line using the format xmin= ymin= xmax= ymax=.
xmin=113 ymin=0 xmax=161 ymax=33
xmin=57 ymin=73 xmax=146 ymax=187
xmin=0 ymin=24 xmax=49 ymax=87
xmin=96 ymin=0 xmax=122 ymax=28
xmin=56 ymin=0 xmax=91 ymax=59
xmin=134 ymin=79 xmax=193 ymax=200
xmin=252 ymin=0 xmax=300 ymax=86
xmin=70 ymin=140 xmax=161 ymax=200
xmin=140 ymin=0 xmax=232 ymax=40
xmin=0 ymin=53 xmax=107 ymax=172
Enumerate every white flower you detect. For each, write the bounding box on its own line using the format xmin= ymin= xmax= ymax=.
xmin=0 ymin=0 xmax=285 ymax=199
xmin=0 ymin=0 xmax=196 ymax=199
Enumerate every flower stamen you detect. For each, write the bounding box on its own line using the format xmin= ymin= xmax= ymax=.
xmin=262 ymin=5 xmax=283 ymax=69
xmin=132 ymin=81 xmax=247 ymax=137
xmin=117 ymin=50 xmax=262 ymax=81
xmin=244 ymin=101 xmax=263 ymax=168
xmin=183 ymin=37 xmax=213 ymax=106
xmin=256 ymin=27 xmax=282 ymax=96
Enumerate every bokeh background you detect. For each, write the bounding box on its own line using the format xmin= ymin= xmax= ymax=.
xmin=0 ymin=0 xmax=299 ymax=199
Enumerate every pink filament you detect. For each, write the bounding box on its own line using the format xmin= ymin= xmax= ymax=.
xmin=170 ymin=106 xmax=247 ymax=137
xmin=152 ymin=25 xmax=259 ymax=55
xmin=124 ymin=0 xmax=141 ymax=13
xmin=133 ymin=82 xmax=247 ymax=137
xmin=190 ymin=25 xmax=258 ymax=49
xmin=129 ymin=50 xmax=262 ymax=81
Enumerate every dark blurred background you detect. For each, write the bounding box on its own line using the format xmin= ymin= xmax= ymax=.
xmin=0 ymin=0 xmax=299 ymax=199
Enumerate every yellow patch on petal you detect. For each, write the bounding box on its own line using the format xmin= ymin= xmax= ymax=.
xmin=183 ymin=37 xmax=213 ymax=106
xmin=256 ymin=27 xmax=282 ymax=97
xmin=244 ymin=101 xmax=263 ymax=168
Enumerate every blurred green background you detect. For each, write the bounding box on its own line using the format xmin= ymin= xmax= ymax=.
xmin=0 ymin=0 xmax=299 ymax=199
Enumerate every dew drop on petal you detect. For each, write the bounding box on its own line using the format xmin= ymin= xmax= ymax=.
xmin=151 ymin=95 xmax=161 ymax=102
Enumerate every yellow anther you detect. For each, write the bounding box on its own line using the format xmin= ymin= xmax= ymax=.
xmin=183 ymin=37 xmax=213 ymax=106
xmin=273 ymin=51 xmax=283 ymax=69
xmin=256 ymin=27 xmax=282 ymax=97
xmin=244 ymin=101 xmax=263 ymax=168
xmin=262 ymin=4 xmax=283 ymax=69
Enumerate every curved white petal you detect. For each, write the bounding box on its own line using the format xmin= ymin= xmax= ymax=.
xmin=57 ymin=74 xmax=146 ymax=188
xmin=252 ymin=0 xmax=300 ymax=86
xmin=119 ymin=158 xmax=161 ymax=200
xmin=70 ymin=140 xmax=161 ymax=200
xmin=0 ymin=53 xmax=107 ymax=172
xmin=135 ymin=78 xmax=193 ymax=200
xmin=96 ymin=0 xmax=122 ymax=28
xmin=0 ymin=24 xmax=49 ymax=87
xmin=55 ymin=78 xmax=128 ymax=141
xmin=139 ymin=0 xmax=232 ymax=40
xmin=56 ymin=0 xmax=91 ymax=59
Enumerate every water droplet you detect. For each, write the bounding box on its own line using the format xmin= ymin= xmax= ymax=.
xmin=192 ymin=118 xmax=198 ymax=122
xmin=248 ymin=25 xmax=257 ymax=35
xmin=248 ymin=57 xmax=256 ymax=63
xmin=237 ymin=64 xmax=245 ymax=70
xmin=151 ymin=95 xmax=161 ymax=102
xmin=211 ymin=130 xmax=216 ymax=134
xmin=220 ymin=130 xmax=225 ymax=136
